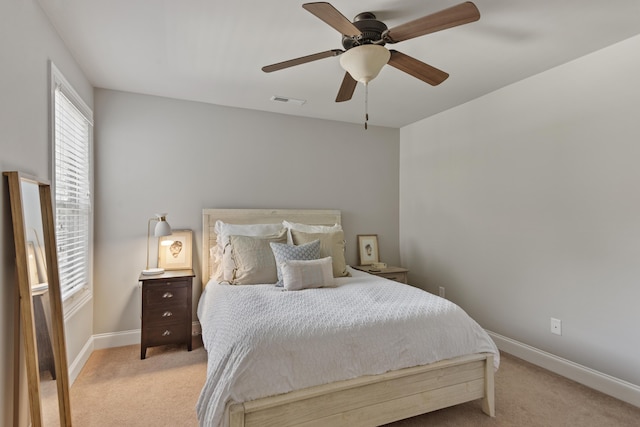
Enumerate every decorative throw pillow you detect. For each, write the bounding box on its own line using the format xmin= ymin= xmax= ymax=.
xmin=227 ymin=230 xmax=287 ymax=285
xmin=282 ymin=220 xmax=342 ymax=244
xmin=212 ymin=221 xmax=284 ymax=281
xmin=270 ymin=239 xmax=321 ymax=287
xmin=290 ymin=229 xmax=350 ymax=278
xmin=281 ymin=257 xmax=335 ymax=291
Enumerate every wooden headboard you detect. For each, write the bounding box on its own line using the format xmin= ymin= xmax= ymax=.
xmin=202 ymin=209 xmax=341 ymax=288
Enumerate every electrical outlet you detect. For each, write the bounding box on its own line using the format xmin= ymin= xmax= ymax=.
xmin=439 ymin=286 xmax=445 ymax=298
xmin=550 ymin=318 xmax=562 ymax=336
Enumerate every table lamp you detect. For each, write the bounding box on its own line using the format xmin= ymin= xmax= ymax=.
xmin=142 ymin=213 xmax=172 ymax=275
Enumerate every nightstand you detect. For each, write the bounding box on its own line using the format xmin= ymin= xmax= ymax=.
xmin=139 ymin=269 xmax=194 ymax=359
xmin=352 ymin=265 xmax=409 ymax=284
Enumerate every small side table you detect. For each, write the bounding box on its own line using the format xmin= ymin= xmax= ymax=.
xmin=139 ymin=269 xmax=194 ymax=359
xmin=352 ymin=265 xmax=409 ymax=284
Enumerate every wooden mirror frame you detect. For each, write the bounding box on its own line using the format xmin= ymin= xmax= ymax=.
xmin=5 ymin=171 xmax=72 ymax=426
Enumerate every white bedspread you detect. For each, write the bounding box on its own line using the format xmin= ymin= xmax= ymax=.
xmin=196 ymin=267 xmax=499 ymax=427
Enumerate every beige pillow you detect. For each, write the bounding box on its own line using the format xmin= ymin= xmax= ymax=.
xmin=282 ymin=220 xmax=343 ymax=244
xmin=212 ymin=221 xmax=284 ymax=281
xmin=228 ymin=230 xmax=287 ymax=285
xmin=291 ymin=229 xmax=350 ymax=278
xmin=282 ymin=257 xmax=335 ymax=291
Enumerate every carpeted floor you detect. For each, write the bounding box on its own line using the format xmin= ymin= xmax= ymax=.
xmin=59 ymin=339 xmax=640 ymax=426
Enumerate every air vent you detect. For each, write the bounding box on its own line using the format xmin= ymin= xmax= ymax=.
xmin=270 ymin=96 xmax=306 ymax=106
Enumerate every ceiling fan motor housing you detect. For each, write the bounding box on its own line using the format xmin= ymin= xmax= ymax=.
xmin=262 ymin=2 xmax=481 ymax=103
xmin=342 ymin=12 xmax=388 ymax=50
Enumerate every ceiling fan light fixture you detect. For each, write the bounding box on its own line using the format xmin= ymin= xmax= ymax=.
xmin=339 ymin=45 xmax=390 ymax=84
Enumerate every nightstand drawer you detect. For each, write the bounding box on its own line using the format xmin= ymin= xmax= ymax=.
xmin=352 ymin=265 xmax=409 ymax=284
xmin=144 ymin=284 xmax=188 ymax=306
xmin=143 ymin=324 xmax=189 ymax=346
xmin=376 ymin=271 xmax=408 ymax=284
xmin=143 ymin=305 xmax=188 ymax=325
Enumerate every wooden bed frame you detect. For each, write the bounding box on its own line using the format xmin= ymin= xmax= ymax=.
xmin=201 ymin=208 xmax=495 ymax=427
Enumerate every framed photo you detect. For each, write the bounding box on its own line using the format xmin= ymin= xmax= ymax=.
xmin=158 ymin=229 xmax=192 ymax=270
xmin=357 ymin=234 xmax=379 ymax=265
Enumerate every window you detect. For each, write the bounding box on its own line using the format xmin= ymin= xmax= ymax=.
xmin=50 ymin=63 xmax=93 ymax=310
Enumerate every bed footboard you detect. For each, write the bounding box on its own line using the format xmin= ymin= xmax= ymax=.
xmin=228 ymin=353 xmax=495 ymax=427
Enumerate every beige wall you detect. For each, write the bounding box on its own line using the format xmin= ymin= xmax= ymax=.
xmin=400 ymin=35 xmax=640 ymax=386
xmin=92 ymin=89 xmax=400 ymax=334
xmin=0 ymin=1 xmax=94 ymax=425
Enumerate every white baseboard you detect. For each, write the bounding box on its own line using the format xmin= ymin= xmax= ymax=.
xmin=68 ymin=322 xmax=202 ymax=384
xmin=67 ymin=330 xmax=139 ymax=385
xmin=487 ymin=330 xmax=640 ymax=408
xmin=67 ymin=337 xmax=93 ymax=385
xmin=71 ymin=326 xmax=639 ymax=409
xmin=92 ymin=329 xmax=141 ymax=350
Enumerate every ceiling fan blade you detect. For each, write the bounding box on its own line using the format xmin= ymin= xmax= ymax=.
xmin=303 ymin=2 xmax=362 ymax=37
xmin=385 ymin=2 xmax=480 ymax=43
xmin=262 ymin=49 xmax=343 ymax=73
xmin=387 ymin=50 xmax=449 ymax=86
xmin=335 ymin=72 xmax=357 ymax=102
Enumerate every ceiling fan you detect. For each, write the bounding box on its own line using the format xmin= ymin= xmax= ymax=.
xmin=262 ymin=1 xmax=481 ymax=106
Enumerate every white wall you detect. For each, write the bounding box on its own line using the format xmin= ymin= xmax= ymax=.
xmin=0 ymin=1 xmax=94 ymax=425
xmin=93 ymin=89 xmax=400 ymax=335
xmin=9 ymin=0 xmax=637 ymax=417
xmin=400 ymin=35 xmax=640 ymax=386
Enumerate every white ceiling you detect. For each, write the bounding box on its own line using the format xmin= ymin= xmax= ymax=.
xmin=38 ymin=0 xmax=640 ymax=128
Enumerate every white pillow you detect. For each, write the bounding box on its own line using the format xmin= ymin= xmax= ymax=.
xmin=212 ymin=220 xmax=284 ymax=280
xmin=282 ymin=220 xmax=342 ymax=233
xmin=282 ymin=220 xmax=342 ymax=244
xmin=282 ymin=257 xmax=335 ymax=291
xmin=270 ymin=239 xmax=321 ymax=287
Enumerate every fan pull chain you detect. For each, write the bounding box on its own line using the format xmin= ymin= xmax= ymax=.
xmin=364 ymin=82 xmax=369 ymax=130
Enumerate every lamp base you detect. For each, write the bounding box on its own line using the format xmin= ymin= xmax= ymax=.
xmin=141 ymin=267 xmax=165 ymax=276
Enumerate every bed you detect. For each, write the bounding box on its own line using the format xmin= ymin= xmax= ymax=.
xmin=197 ymin=209 xmax=499 ymax=427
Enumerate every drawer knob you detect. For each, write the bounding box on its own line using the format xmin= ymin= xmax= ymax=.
xmin=162 ymin=311 xmax=173 ymax=317
xmin=162 ymin=292 xmax=173 ymax=299
xmin=162 ymin=330 xmax=171 ymax=337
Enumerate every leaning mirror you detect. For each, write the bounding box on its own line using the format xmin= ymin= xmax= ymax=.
xmin=5 ymin=171 xmax=72 ymax=426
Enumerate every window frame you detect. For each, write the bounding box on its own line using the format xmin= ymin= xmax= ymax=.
xmin=50 ymin=62 xmax=94 ymax=318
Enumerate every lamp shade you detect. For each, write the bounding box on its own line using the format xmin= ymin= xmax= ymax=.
xmin=339 ymin=45 xmax=391 ymax=84
xmin=142 ymin=213 xmax=173 ymax=275
xmin=154 ymin=213 xmax=172 ymax=237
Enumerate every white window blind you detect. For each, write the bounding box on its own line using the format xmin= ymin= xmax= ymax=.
xmin=53 ymin=69 xmax=93 ymax=302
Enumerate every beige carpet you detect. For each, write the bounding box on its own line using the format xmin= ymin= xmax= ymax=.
xmin=63 ymin=339 xmax=640 ymax=426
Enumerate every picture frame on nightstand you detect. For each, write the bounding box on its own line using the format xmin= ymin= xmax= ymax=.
xmin=357 ymin=234 xmax=379 ymax=265
xmin=158 ymin=229 xmax=192 ymax=270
